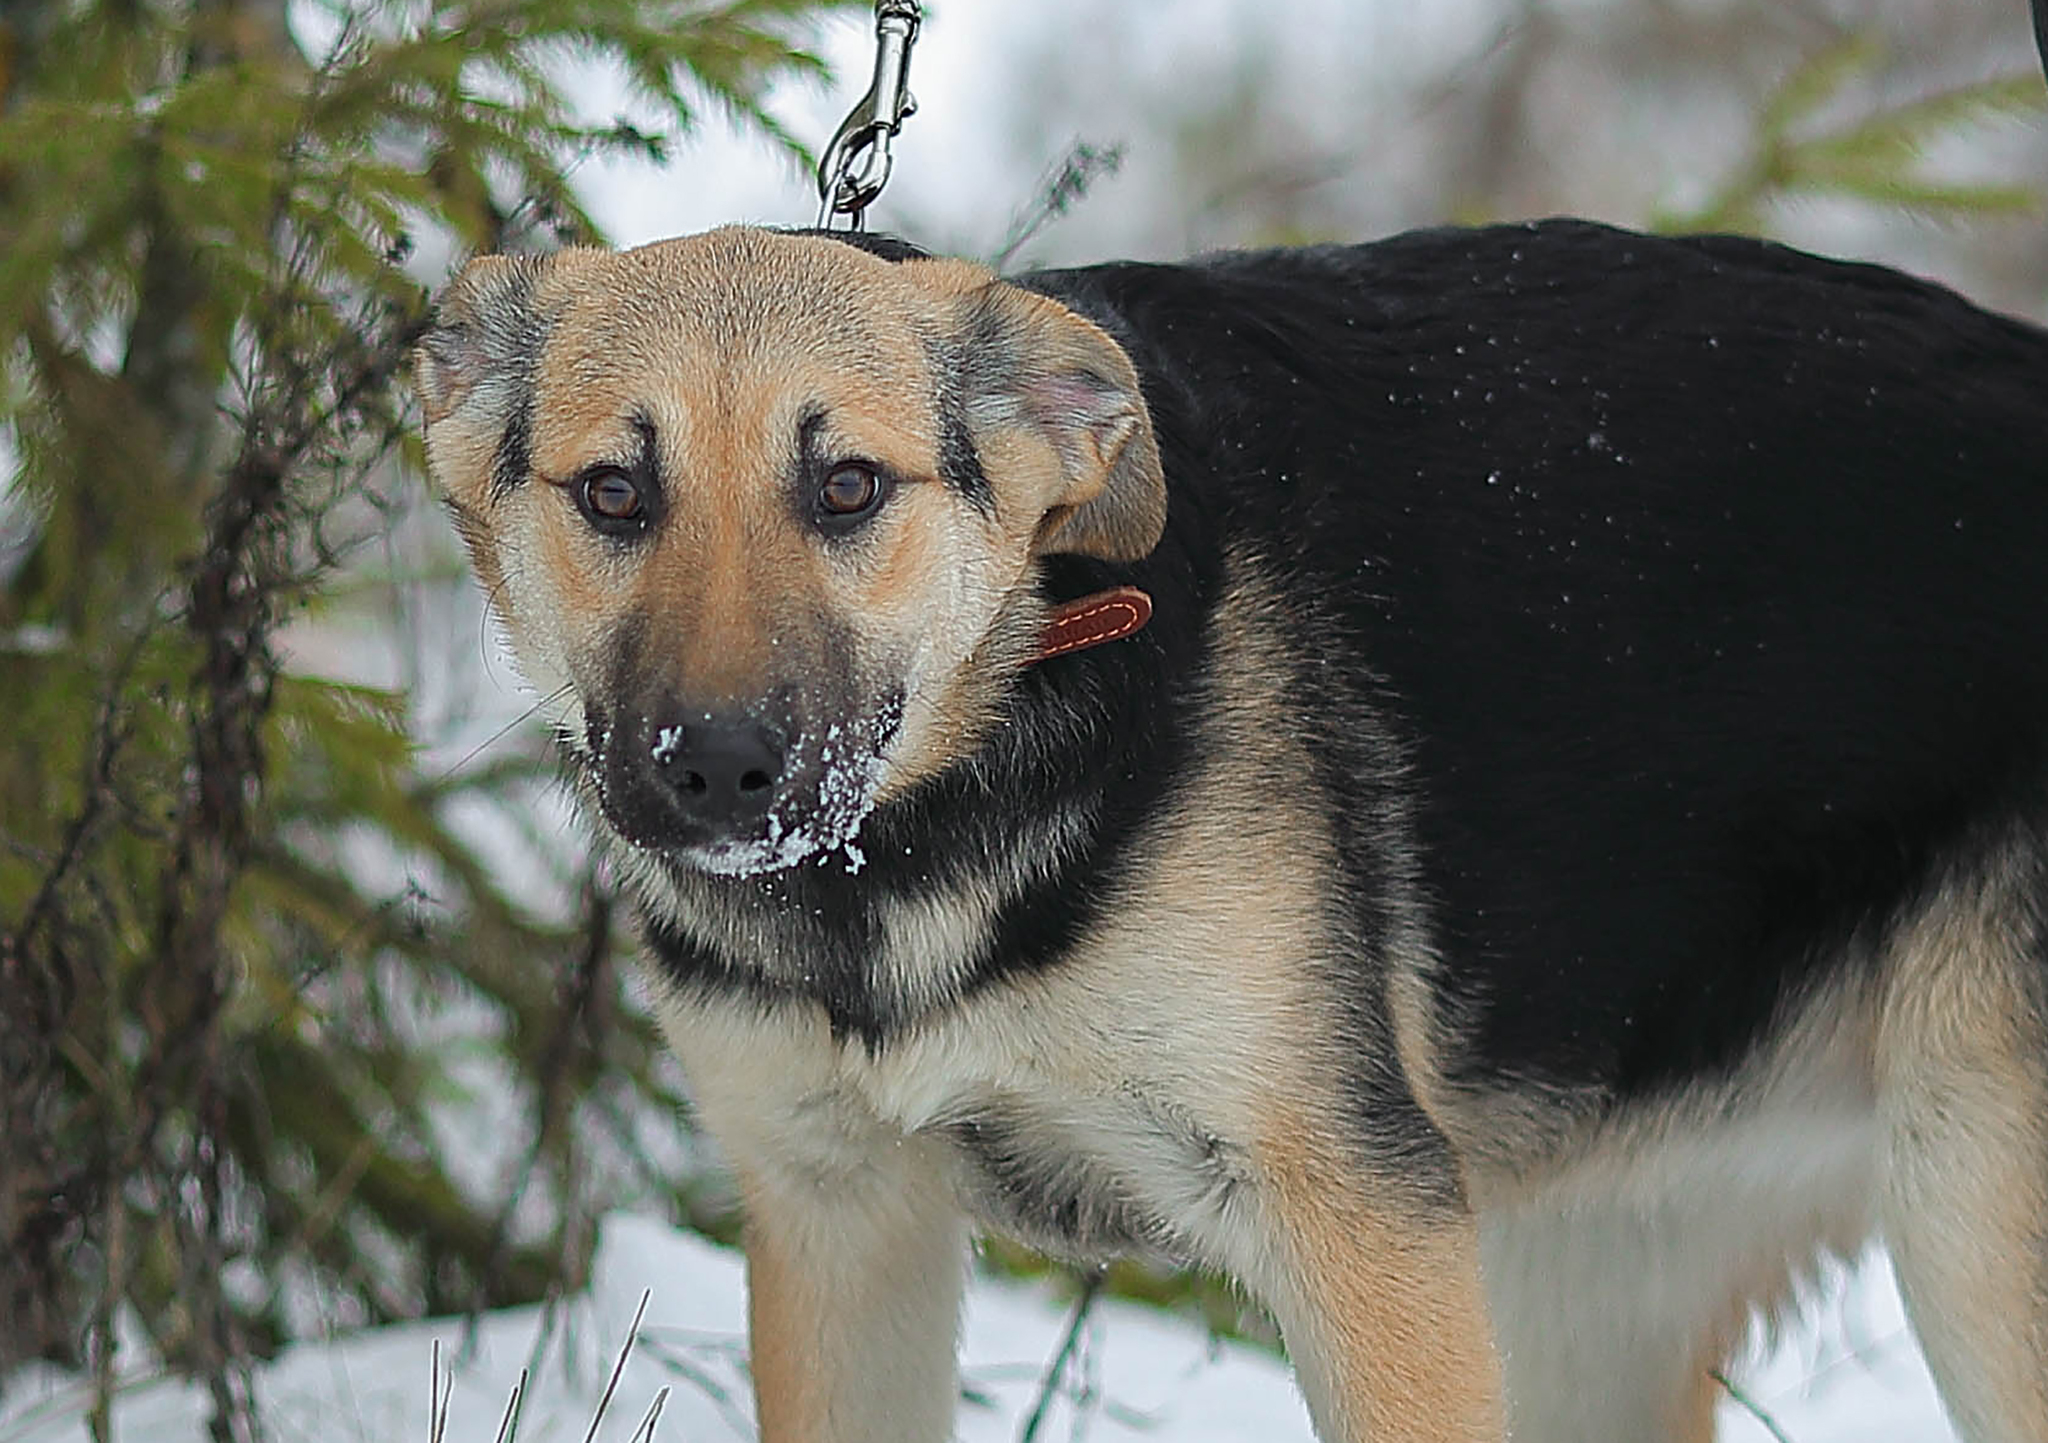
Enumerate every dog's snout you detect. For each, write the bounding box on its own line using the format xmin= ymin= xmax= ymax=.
xmin=650 ymin=715 xmax=784 ymax=824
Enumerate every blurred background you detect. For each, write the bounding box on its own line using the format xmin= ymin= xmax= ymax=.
xmin=614 ymin=0 xmax=2048 ymax=308
xmin=1 ymin=0 xmax=2042 ymax=1438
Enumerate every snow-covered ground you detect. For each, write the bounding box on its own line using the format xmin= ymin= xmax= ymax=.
xmin=0 ymin=1213 xmax=1960 ymax=1443
xmin=0 ymin=1214 xmax=1309 ymax=1443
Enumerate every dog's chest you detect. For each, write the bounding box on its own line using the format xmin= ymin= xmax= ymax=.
xmin=652 ymin=933 xmax=1279 ymax=1274
xmin=839 ymin=1014 xmax=1260 ymax=1266
xmin=645 ymin=727 xmax=1333 ymax=1271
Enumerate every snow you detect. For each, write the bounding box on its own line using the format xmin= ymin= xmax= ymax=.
xmin=0 ymin=1216 xmax=1962 ymax=1443
xmin=0 ymin=1214 xmax=1308 ymax=1443
xmin=1715 ymin=1249 xmax=1959 ymax=1443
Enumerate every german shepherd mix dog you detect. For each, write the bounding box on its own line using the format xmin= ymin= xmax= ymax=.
xmin=416 ymin=205 xmax=2048 ymax=1437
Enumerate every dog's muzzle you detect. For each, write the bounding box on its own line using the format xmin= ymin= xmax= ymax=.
xmin=586 ymin=691 xmax=900 ymax=876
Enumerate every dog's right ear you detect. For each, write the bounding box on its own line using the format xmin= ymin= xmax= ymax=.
xmin=414 ymin=253 xmax=546 ymax=426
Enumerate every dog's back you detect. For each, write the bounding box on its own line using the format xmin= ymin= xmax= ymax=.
xmin=1035 ymin=218 xmax=2048 ymax=1100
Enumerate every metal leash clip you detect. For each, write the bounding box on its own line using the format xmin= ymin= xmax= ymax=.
xmin=814 ymin=0 xmax=921 ymax=231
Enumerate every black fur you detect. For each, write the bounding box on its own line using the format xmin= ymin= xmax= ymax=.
xmin=642 ymin=217 xmax=2048 ymax=1135
xmin=492 ymin=384 xmax=534 ymax=500
xmin=1030 ymin=220 xmax=2048 ymax=1103
xmin=485 ymin=267 xmax=545 ymax=500
xmin=784 ymin=226 xmax=931 ymax=264
xmin=930 ymin=370 xmax=995 ymax=514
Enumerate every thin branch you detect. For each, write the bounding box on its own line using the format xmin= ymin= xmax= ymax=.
xmin=1017 ymin=1272 xmax=1104 ymax=1443
xmin=1711 ymin=1368 xmax=1797 ymax=1443
xmin=582 ymin=1290 xmax=653 ymax=1443
xmin=429 ymin=1339 xmax=451 ymax=1443
xmin=491 ymin=1368 xmax=528 ymax=1443
xmin=2 ymin=624 xmax=150 ymax=972
xmin=989 ymin=142 xmax=1126 ymax=272
xmin=628 ymin=1386 xmax=670 ymax=1443
xmin=469 ymin=865 xmax=615 ymax=1334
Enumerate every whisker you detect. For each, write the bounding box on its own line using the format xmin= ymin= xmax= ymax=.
xmin=475 ymin=567 xmax=519 ymax=691
xmin=432 ymin=682 xmax=575 ymax=786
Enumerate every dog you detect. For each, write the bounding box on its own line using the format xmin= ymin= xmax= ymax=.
xmin=414 ymin=200 xmax=2048 ymax=1441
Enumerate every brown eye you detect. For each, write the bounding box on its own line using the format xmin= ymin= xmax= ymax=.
xmin=818 ymin=462 xmax=883 ymax=521
xmin=578 ymin=467 xmax=644 ymax=526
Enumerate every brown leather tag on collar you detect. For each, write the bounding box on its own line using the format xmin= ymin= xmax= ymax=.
xmin=1034 ymin=585 xmax=1153 ymax=664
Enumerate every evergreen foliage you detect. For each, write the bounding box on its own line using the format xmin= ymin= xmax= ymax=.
xmin=0 ymin=0 xmax=845 ymax=1435
xmin=1658 ymin=36 xmax=2045 ymax=234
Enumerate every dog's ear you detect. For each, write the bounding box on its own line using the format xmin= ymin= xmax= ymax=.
xmin=948 ymin=279 xmax=1167 ymax=563
xmin=414 ymin=253 xmax=547 ymax=426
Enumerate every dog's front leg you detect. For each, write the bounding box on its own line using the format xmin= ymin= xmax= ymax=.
xmin=735 ymin=1148 xmax=966 ymax=1443
xmin=660 ymin=1004 xmax=965 ymax=1443
xmin=1257 ymin=1133 xmax=1507 ymax=1443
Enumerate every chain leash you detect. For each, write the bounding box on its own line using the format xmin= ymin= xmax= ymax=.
xmin=814 ymin=1 xmax=922 ymax=231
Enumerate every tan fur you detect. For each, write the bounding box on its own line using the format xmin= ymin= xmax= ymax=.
xmin=1875 ymin=848 xmax=2048 ymax=1443
xmin=1193 ymin=574 xmax=1505 ymax=1443
xmin=738 ymin=1192 xmax=832 ymax=1441
xmin=877 ymin=579 xmax=1045 ymax=796
xmin=684 ymin=1018 xmax=969 ymax=1443
xmin=1258 ymin=1119 xmax=1506 ymax=1443
xmin=420 ymin=229 xmax=1168 ymax=826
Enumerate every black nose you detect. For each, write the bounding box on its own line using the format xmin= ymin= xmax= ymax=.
xmin=650 ymin=715 xmax=784 ymax=825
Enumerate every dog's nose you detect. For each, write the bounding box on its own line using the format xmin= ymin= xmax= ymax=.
xmin=649 ymin=715 xmax=784 ymax=824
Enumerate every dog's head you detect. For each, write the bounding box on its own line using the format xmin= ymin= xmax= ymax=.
xmin=415 ymin=228 xmax=1165 ymax=877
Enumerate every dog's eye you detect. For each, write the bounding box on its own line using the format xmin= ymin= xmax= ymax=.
xmin=577 ymin=467 xmax=645 ymax=528
xmin=816 ymin=463 xmax=886 ymax=527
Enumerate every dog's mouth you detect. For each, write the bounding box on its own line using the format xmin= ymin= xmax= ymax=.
xmin=582 ymin=690 xmax=903 ymax=878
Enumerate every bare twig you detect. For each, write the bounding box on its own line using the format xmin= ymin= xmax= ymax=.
xmin=2 ymin=622 xmax=149 ymax=980
xmin=628 ymin=1386 xmax=671 ymax=1443
xmin=429 ymin=1339 xmax=452 ymax=1443
xmin=471 ymin=866 xmax=616 ymax=1337
xmin=582 ymin=1290 xmax=653 ymax=1443
xmin=492 ymin=1368 xmax=528 ymax=1443
xmin=990 ymin=142 xmax=1126 ymax=272
xmin=1711 ymin=1367 xmax=1798 ymax=1443
xmin=638 ymin=1332 xmax=755 ymax=1439
xmin=1018 ymin=1272 xmax=1105 ymax=1443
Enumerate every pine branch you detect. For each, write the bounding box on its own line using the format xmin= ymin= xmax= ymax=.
xmin=0 ymin=0 xmax=849 ymax=1424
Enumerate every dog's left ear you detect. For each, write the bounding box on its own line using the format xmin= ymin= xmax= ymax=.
xmin=950 ymin=280 xmax=1167 ymax=563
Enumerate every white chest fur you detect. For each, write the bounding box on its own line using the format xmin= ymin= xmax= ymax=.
xmin=651 ymin=931 xmax=1281 ymax=1275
